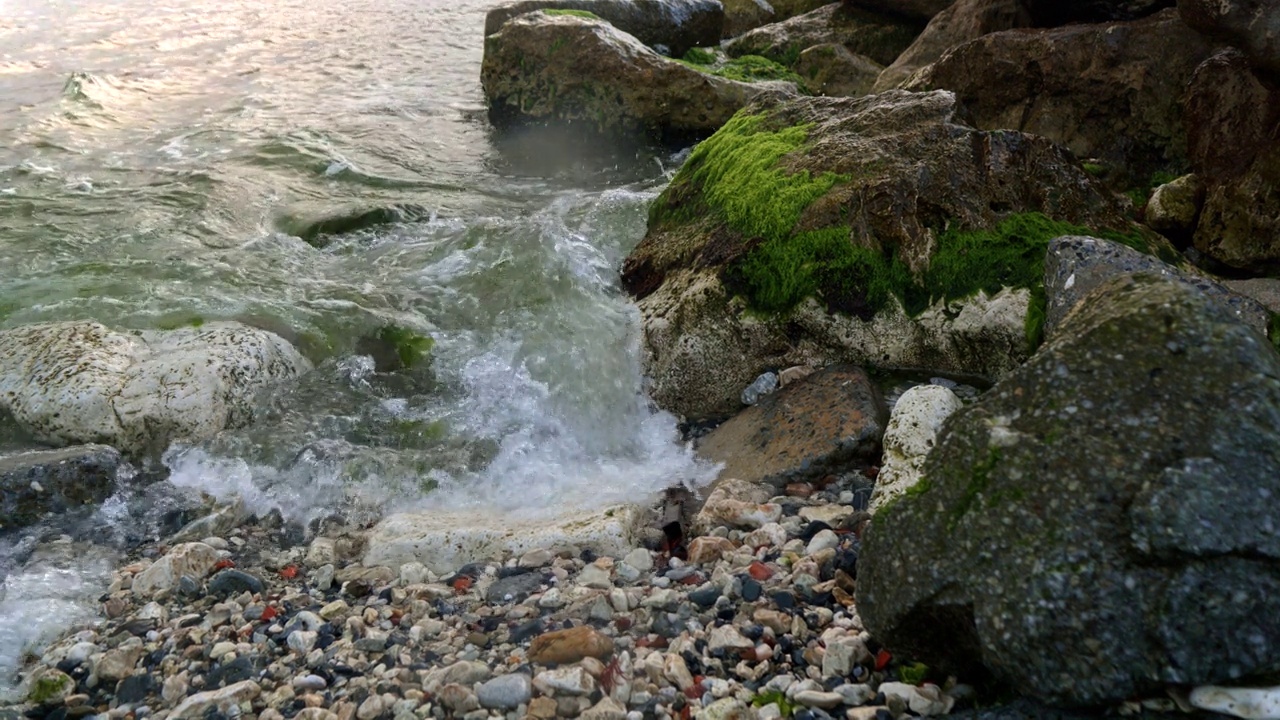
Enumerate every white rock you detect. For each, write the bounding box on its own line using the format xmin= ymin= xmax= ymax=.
xmin=0 ymin=321 xmax=309 ymax=454
xmin=533 ymin=666 xmax=597 ymax=696
xmin=170 ymin=680 xmax=260 ymax=719
xmin=870 ymin=384 xmax=963 ymax=513
xmin=162 ymin=674 xmax=189 ymax=703
xmin=623 ymin=547 xmax=653 ymax=572
xmin=798 ymin=505 xmax=855 ymax=526
xmin=287 ymin=631 xmax=317 ymax=654
xmin=579 ymin=562 xmax=613 ymax=589
xmin=363 ymin=504 xmax=649 ymax=574
xmin=822 ymin=637 xmax=871 ymax=678
xmin=293 ymin=674 xmax=328 ymax=691
xmin=312 ymin=564 xmax=334 ymax=591
xmin=208 ymin=642 xmax=236 ymax=661
xmin=707 ymin=625 xmax=754 ymax=652
xmin=743 ymin=523 xmax=788 ymax=548
xmin=835 ymin=683 xmax=876 ymax=706
xmin=662 ymin=653 xmax=694 ymax=690
xmin=878 ymin=682 xmax=954 ymax=716
xmin=581 ymin=696 xmax=628 ymax=720
xmin=794 ymin=690 xmax=844 ymax=709
xmin=806 ymin=529 xmax=840 ymax=555
xmin=519 ymin=548 xmax=554 ymax=568
xmin=132 ymin=542 xmax=219 ymax=595
xmin=356 ymin=694 xmax=385 ymax=720
xmin=538 ymin=587 xmax=564 ymax=608
xmin=476 ymin=673 xmax=532 ymax=709
xmin=398 ymin=561 xmax=430 ymax=585
xmin=1191 ymin=685 xmax=1280 ymax=720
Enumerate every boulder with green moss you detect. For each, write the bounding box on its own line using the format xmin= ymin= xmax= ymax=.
xmin=858 ymin=271 xmax=1280 ymax=705
xmin=482 ymin=0 xmax=723 ymax=58
xmin=481 ymin=11 xmax=797 ymax=138
xmin=724 ymin=2 xmax=922 ymax=67
xmin=904 ymin=9 xmax=1212 ymax=186
xmin=621 ymin=90 xmax=1161 ymax=419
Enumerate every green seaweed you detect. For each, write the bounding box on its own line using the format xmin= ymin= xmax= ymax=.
xmin=154 ymin=314 xmax=206 ymax=331
xmin=681 ymin=47 xmax=717 ymax=65
xmin=751 ymin=689 xmax=795 ymax=717
xmin=28 ymin=674 xmax=71 ymax=705
xmin=899 ymin=661 xmax=930 ymax=685
xmin=363 ymin=325 xmax=434 ymax=371
xmin=542 ymin=8 xmax=599 ymax=19
xmin=674 ymin=55 xmax=803 ymax=85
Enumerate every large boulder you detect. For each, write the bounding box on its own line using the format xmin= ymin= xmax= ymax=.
xmin=622 ymin=90 xmax=1156 ymax=419
xmin=871 ymin=0 xmax=1031 ymax=92
xmin=858 ymin=271 xmax=1280 ymax=705
xmin=724 ymin=3 xmax=924 ymax=67
xmin=793 ymin=43 xmax=884 ymax=97
xmin=845 ymin=0 xmax=955 ymax=22
xmin=1183 ymin=49 xmax=1280 ymax=272
xmin=1026 ymin=0 xmax=1175 ymax=25
xmin=0 ymin=321 xmax=310 ymax=455
xmin=1179 ymin=0 xmax=1280 ymax=77
xmin=1043 ymin=235 xmax=1269 ymax=340
xmin=0 ymin=445 xmax=121 ymax=528
xmin=482 ymin=0 xmax=723 ymax=58
xmin=721 ymin=0 xmax=834 ymax=39
xmin=905 ymin=9 xmax=1213 ymax=184
xmin=481 ymin=12 xmax=793 ymax=139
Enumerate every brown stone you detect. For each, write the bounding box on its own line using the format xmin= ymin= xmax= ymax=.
xmin=722 ymin=0 xmax=833 ymax=38
xmin=528 ymin=696 xmax=559 ymax=719
xmin=725 ymin=3 xmax=923 ymax=67
xmin=1180 ymin=0 xmax=1280 ymax=77
xmin=873 ymin=0 xmax=1031 ymax=91
xmin=907 ymin=9 xmax=1213 ymax=183
xmin=528 ymin=626 xmax=616 ymax=665
xmin=794 ymin=44 xmax=883 ymax=97
xmin=686 ymin=536 xmax=738 ymax=564
xmin=697 ymin=365 xmax=885 ymax=489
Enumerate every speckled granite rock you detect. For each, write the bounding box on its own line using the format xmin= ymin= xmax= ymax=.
xmin=0 ymin=445 xmax=121 ymax=528
xmin=860 ymin=271 xmax=1280 ymax=705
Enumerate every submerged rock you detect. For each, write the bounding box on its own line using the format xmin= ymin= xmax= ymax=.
xmin=859 ymin=271 xmax=1280 ymax=705
xmin=276 ymin=202 xmax=428 ymax=247
xmin=906 ymin=9 xmax=1212 ymax=183
xmin=622 ymin=90 xmax=1150 ymax=419
xmin=724 ymin=3 xmax=923 ymax=68
xmin=698 ymin=365 xmax=886 ymax=487
xmin=483 ymin=0 xmax=723 ymax=58
xmin=0 ymin=444 xmax=121 ymax=529
xmin=481 ymin=12 xmax=794 ymax=139
xmin=0 ymin=321 xmax=310 ymax=456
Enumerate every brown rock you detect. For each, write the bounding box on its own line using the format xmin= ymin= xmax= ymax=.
xmin=482 ymin=0 xmax=723 ymax=58
xmin=697 ymin=365 xmax=885 ymax=489
xmin=686 ymin=536 xmax=739 ymax=564
xmin=725 ymin=3 xmax=923 ymax=67
xmin=794 ymin=44 xmax=883 ymax=97
xmin=528 ymin=626 xmax=616 ymax=665
xmin=691 ymin=478 xmax=783 ymax=533
xmin=528 ymin=696 xmax=559 ymax=719
xmin=722 ymin=0 xmax=833 ymax=38
xmin=907 ymin=9 xmax=1213 ymax=183
xmin=1180 ymin=0 xmax=1280 ymax=77
xmin=873 ymin=0 xmax=1031 ymax=91
xmin=1184 ymin=49 xmax=1280 ymax=271
xmin=481 ymin=12 xmax=792 ymax=137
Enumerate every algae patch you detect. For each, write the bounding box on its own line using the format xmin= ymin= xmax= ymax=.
xmin=542 ymin=8 xmax=600 ymax=19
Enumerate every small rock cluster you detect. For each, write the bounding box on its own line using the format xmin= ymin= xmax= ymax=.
xmin=14 ymin=475 xmax=965 ymax=720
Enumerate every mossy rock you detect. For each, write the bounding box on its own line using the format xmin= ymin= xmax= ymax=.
xmin=28 ymin=670 xmax=73 ymax=705
xmin=356 ymin=325 xmax=435 ymax=373
xmin=622 ymin=90 xmax=1168 ymax=419
xmin=725 ymin=3 xmax=923 ymax=68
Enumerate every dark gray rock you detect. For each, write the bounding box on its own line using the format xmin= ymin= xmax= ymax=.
xmin=1180 ymin=0 xmax=1280 ymax=77
xmin=1043 ymin=235 xmax=1269 ymax=341
xmin=845 ymin=0 xmax=954 ymax=22
xmin=207 ymin=569 xmax=265 ymax=597
xmin=0 ymin=444 xmax=120 ymax=528
xmin=859 ymin=271 xmax=1280 ymax=706
xmin=484 ymin=572 xmax=545 ymax=604
xmin=115 ymin=673 xmax=156 ymax=704
xmin=1027 ymin=0 xmax=1174 ymax=25
xmin=483 ymin=0 xmax=723 ymax=58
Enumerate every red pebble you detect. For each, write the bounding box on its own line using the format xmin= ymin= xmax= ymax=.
xmin=875 ymin=649 xmax=892 ymax=671
xmin=213 ymin=559 xmax=236 ymax=570
xmin=452 ymin=576 xmax=473 ymax=594
xmin=748 ymin=562 xmax=774 ymax=581
xmin=260 ymin=605 xmax=278 ymax=621
xmin=278 ymin=565 xmax=299 ymax=579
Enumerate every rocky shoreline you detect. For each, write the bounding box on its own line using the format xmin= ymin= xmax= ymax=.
xmin=6 ymin=0 xmax=1280 ymax=717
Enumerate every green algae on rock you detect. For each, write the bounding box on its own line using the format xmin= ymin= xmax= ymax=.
xmin=622 ymin=91 xmax=1161 ymax=419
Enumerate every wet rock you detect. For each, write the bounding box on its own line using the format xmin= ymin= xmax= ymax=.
xmin=724 ymin=3 xmax=922 ymax=67
xmin=1180 ymin=0 xmax=1280 ymax=76
xmin=1190 ymin=685 xmax=1280 ymax=719
xmin=533 ymin=665 xmax=597 ymax=695
xmin=623 ymin=90 xmax=1138 ymax=420
xmin=26 ymin=668 xmax=74 ymax=706
xmin=207 ymin=569 xmax=265 ymax=597
xmin=476 ymin=673 xmax=533 ymax=709
xmin=481 ymin=12 xmax=792 ymax=139
xmin=277 ymin=202 xmax=427 ymax=248
xmin=692 ymin=478 xmax=781 ymax=533
xmin=484 ymin=571 xmax=545 ymax=603
xmin=0 ymin=444 xmax=121 ymax=529
xmin=363 ymin=504 xmax=647 ymax=574
xmin=115 ymin=673 xmax=156 ymax=704
xmin=740 ymin=371 xmax=778 ymax=406
xmin=483 ymin=0 xmax=723 ymax=58
xmin=169 ymin=680 xmax=260 ymax=719
xmin=907 ymin=9 xmax=1213 ymax=182
xmin=859 ymin=272 xmax=1280 ymax=704
xmin=528 ymin=625 xmax=616 ymax=664
xmin=132 ymin=542 xmax=220 ymax=596
xmin=870 ymin=384 xmax=962 ymax=513
xmin=794 ymin=43 xmax=883 ymax=97
xmin=0 ymin=321 xmax=310 ymax=455
xmin=873 ymin=0 xmax=1031 ymax=91
xmin=1146 ymin=174 xmax=1204 ymax=243
xmin=698 ymin=366 xmax=885 ymax=488
xmin=1043 ymin=235 xmax=1268 ymax=340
